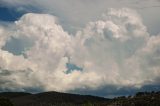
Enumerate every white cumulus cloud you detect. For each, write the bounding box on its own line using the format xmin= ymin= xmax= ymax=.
xmin=0 ymin=8 xmax=160 ymax=92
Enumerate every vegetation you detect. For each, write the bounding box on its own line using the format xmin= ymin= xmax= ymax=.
xmin=0 ymin=97 xmax=13 ymax=106
xmin=108 ymin=91 xmax=160 ymax=106
xmin=0 ymin=91 xmax=159 ymax=106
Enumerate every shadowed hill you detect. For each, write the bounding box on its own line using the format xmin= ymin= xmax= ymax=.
xmin=0 ymin=91 xmax=160 ymax=106
xmin=0 ymin=91 xmax=109 ymax=106
xmin=0 ymin=92 xmax=32 ymax=99
xmin=108 ymin=91 xmax=160 ymax=106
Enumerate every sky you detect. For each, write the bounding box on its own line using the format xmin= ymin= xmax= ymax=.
xmin=0 ymin=0 xmax=160 ymax=97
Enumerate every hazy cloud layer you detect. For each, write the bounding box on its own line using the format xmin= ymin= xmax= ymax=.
xmin=0 ymin=8 xmax=160 ymax=93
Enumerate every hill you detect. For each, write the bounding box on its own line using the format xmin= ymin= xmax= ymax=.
xmin=0 ymin=91 xmax=160 ymax=106
xmin=108 ymin=91 xmax=160 ymax=106
xmin=0 ymin=91 xmax=109 ymax=106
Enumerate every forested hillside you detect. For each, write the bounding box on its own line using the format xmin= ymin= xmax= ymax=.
xmin=0 ymin=91 xmax=159 ymax=106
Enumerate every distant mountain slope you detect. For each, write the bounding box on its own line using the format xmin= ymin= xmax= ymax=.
xmin=0 ymin=91 xmax=109 ymax=106
xmin=0 ymin=91 xmax=160 ymax=106
xmin=0 ymin=92 xmax=32 ymax=99
xmin=108 ymin=91 xmax=160 ymax=106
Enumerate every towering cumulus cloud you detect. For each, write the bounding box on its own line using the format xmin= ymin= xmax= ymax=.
xmin=0 ymin=8 xmax=160 ymax=92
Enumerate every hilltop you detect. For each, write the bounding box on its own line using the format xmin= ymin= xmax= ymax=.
xmin=0 ymin=91 xmax=160 ymax=106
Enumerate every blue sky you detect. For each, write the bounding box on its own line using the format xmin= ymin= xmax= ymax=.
xmin=0 ymin=0 xmax=160 ymax=97
xmin=0 ymin=7 xmax=21 ymax=21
